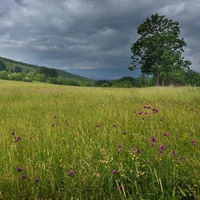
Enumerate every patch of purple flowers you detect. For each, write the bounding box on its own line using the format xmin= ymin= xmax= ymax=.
xmin=172 ymin=150 xmax=177 ymax=156
xmin=21 ymin=174 xmax=26 ymax=179
xmin=159 ymin=144 xmax=166 ymax=150
xmin=34 ymin=178 xmax=39 ymax=183
xmin=150 ymin=137 xmax=157 ymax=143
xmin=136 ymin=149 xmax=142 ymax=154
xmin=163 ymin=133 xmax=169 ymax=137
xmin=17 ymin=167 xmax=24 ymax=172
xmin=191 ymin=139 xmax=196 ymax=145
xmin=112 ymin=169 xmax=117 ymax=174
xmin=67 ymin=170 xmax=74 ymax=176
xmin=152 ymin=108 xmax=158 ymax=114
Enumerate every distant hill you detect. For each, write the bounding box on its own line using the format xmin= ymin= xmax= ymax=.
xmin=0 ymin=56 xmax=94 ymax=85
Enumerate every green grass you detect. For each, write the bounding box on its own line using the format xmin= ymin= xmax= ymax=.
xmin=0 ymin=80 xmax=200 ymax=199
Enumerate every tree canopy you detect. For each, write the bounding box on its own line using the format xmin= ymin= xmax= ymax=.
xmin=129 ymin=13 xmax=191 ymax=86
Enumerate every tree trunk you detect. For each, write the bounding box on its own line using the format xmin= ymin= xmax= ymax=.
xmin=156 ymin=69 xmax=160 ymax=86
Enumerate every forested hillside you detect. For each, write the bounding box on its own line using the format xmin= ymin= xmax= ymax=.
xmin=0 ymin=56 xmax=94 ymax=86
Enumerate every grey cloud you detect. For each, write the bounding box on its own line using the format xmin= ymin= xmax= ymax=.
xmin=0 ymin=0 xmax=199 ymax=80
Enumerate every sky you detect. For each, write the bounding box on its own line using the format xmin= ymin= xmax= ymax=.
xmin=0 ymin=0 xmax=200 ymax=80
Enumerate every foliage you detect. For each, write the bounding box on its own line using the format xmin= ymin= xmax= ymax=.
xmin=0 ymin=60 xmax=7 ymax=71
xmin=129 ymin=13 xmax=191 ymax=85
xmin=0 ymin=56 xmax=94 ymax=85
xmin=0 ymin=71 xmax=8 ymax=80
xmin=0 ymin=81 xmax=200 ymax=199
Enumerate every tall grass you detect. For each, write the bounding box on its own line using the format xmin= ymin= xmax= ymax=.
xmin=0 ymin=80 xmax=200 ymax=199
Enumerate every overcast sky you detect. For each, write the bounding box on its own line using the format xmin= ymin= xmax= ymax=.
xmin=0 ymin=0 xmax=200 ymax=80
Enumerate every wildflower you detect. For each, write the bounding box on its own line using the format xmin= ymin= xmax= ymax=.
xmin=96 ymin=124 xmax=100 ymax=128
xmin=122 ymin=131 xmax=126 ymax=135
xmin=10 ymin=132 xmax=14 ymax=135
xmin=113 ymin=124 xmax=116 ymax=127
xmin=112 ymin=169 xmax=117 ymax=174
xmin=21 ymin=174 xmax=26 ymax=179
xmin=159 ymin=144 xmax=166 ymax=150
xmin=67 ymin=170 xmax=74 ymax=176
xmin=158 ymin=150 xmax=164 ymax=154
xmin=150 ymin=137 xmax=157 ymax=143
xmin=138 ymin=111 xmax=142 ymax=115
xmin=172 ymin=150 xmax=177 ymax=156
xmin=152 ymin=108 xmax=158 ymax=114
xmin=178 ymin=156 xmax=184 ymax=162
xmin=144 ymin=105 xmax=147 ymax=108
xmin=144 ymin=112 xmax=148 ymax=114
xmin=117 ymin=149 xmax=120 ymax=153
xmin=142 ymin=117 xmax=144 ymax=120
xmin=147 ymin=106 xmax=151 ymax=109
xmin=151 ymin=143 xmax=156 ymax=147
xmin=17 ymin=167 xmax=24 ymax=172
xmin=14 ymin=136 xmax=20 ymax=142
xmin=117 ymin=144 xmax=123 ymax=148
xmin=34 ymin=178 xmax=39 ymax=182
xmin=163 ymin=133 xmax=169 ymax=137
xmin=191 ymin=139 xmax=196 ymax=145
xmin=136 ymin=149 xmax=142 ymax=154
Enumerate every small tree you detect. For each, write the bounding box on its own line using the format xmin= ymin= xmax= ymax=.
xmin=129 ymin=13 xmax=191 ymax=86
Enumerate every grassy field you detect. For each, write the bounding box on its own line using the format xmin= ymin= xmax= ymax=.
xmin=0 ymin=80 xmax=200 ymax=199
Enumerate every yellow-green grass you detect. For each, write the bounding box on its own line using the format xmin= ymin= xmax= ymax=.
xmin=0 ymin=80 xmax=200 ymax=199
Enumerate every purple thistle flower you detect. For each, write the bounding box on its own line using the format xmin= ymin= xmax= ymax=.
xmin=138 ymin=111 xmax=142 ymax=115
xmin=144 ymin=112 xmax=148 ymax=114
xmin=136 ymin=149 xmax=142 ymax=154
xmin=152 ymin=108 xmax=158 ymax=114
xmin=178 ymin=156 xmax=184 ymax=162
xmin=151 ymin=143 xmax=156 ymax=148
xmin=172 ymin=150 xmax=177 ymax=156
xmin=67 ymin=170 xmax=74 ymax=176
xmin=191 ymin=139 xmax=196 ymax=145
xmin=122 ymin=131 xmax=126 ymax=135
xmin=163 ymin=133 xmax=169 ymax=137
xmin=96 ymin=124 xmax=100 ymax=128
xmin=117 ymin=144 xmax=123 ymax=148
xmin=144 ymin=105 xmax=147 ymax=108
xmin=14 ymin=136 xmax=21 ymax=142
xmin=147 ymin=106 xmax=151 ymax=109
xmin=17 ymin=167 xmax=24 ymax=172
xmin=113 ymin=124 xmax=116 ymax=127
xmin=21 ymin=174 xmax=26 ymax=179
xmin=150 ymin=137 xmax=157 ymax=143
xmin=112 ymin=169 xmax=117 ymax=174
xmin=158 ymin=150 xmax=164 ymax=154
xmin=159 ymin=144 xmax=166 ymax=150
xmin=117 ymin=149 xmax=120 ymax=153
xmin=34 ymin=178 xmax=39 ymax=183
xmin=10 ymin=131 xmax=15 ymax=136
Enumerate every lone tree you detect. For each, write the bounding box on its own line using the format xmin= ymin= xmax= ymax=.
xmin=129 ymin=13 xmax=191 ymax=86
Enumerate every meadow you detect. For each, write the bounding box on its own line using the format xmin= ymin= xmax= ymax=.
xmin=0 ymin=80 xmax=200 ymax=199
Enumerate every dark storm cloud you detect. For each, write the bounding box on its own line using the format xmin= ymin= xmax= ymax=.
xmin=0 ymin=0 xmax=199 ymax=79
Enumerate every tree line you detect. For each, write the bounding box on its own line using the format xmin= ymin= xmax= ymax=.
xmin=0 ymin=62 xmax=93 ymax=86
